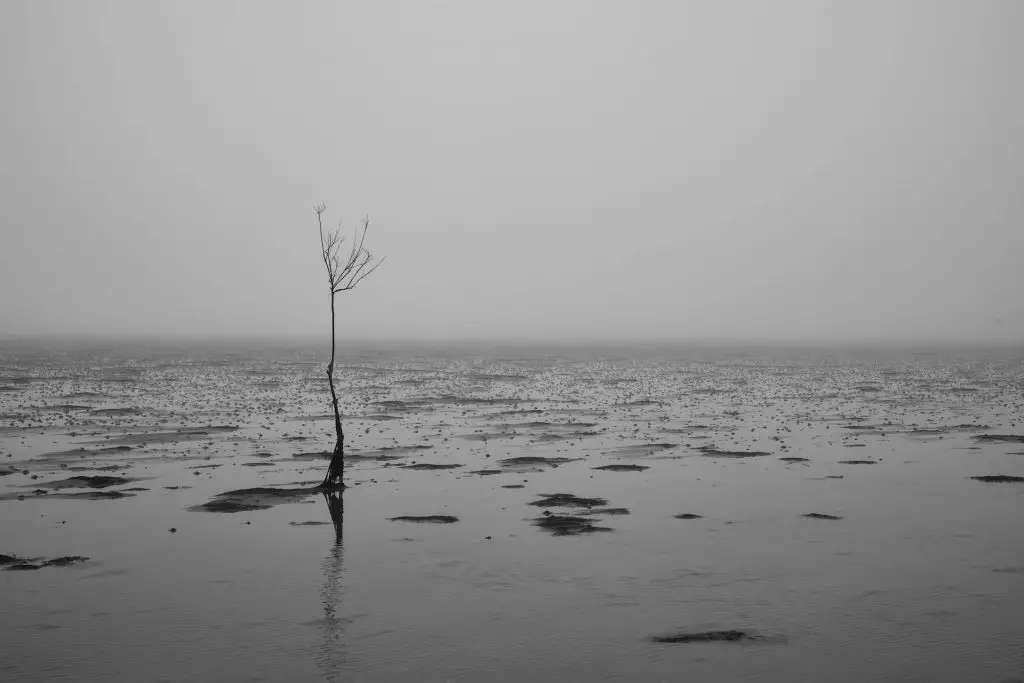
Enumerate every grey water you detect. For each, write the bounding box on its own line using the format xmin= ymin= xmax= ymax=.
xmin=2 ymin=339 xmax=1023 ymax=682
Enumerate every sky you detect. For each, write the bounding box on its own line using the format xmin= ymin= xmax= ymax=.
xmin=1 ymin=1 xmax=1022 ymax=343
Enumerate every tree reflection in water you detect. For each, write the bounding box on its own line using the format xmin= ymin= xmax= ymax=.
xmin=318 ymin=491 xmax=346 ymax=682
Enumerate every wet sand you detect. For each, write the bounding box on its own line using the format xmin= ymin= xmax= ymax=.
xmin=2 ymin=340 xmax=1023 ymax=682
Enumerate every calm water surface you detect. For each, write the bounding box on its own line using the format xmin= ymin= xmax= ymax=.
xmin=2 ymin=340 xmax=1023 ymax=682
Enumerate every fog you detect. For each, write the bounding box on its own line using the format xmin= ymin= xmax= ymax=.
xmin=2 ymin=1 xmax=1021 ymax=343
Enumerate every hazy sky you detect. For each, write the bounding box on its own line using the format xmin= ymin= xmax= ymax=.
xmin=1 ymin=1 xmax=1021 ymax=342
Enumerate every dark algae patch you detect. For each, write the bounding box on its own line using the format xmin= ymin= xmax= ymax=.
xmin=2 ymin=555 xmax=89 ymax=571
xmin=499 ymin=456 xmax=577 ymax=467
xmin=696 ymin=446 xmax=771 ymax=458
xmin=593 ymin=464 xmax=649 ymax=472
xmin=389 ymin=515 xmax=459 ymax=524
xmin=39 ymin=475 xmax=134 ymax=489
xmin=973 ymin=434 xmax=1024 ymax=444
xmin=528 ymin=493 xmax=608 ymax=508
xmin=651 ymin=630 xmax=767 ymax=644
xmin=533 ymin=513 xmax=612 ymax=536
xmin=971 ymin=475 xmax=1024 ymax=483
xmin=399 ymin=463 xmax=462 ymax=470
xmin=192 ymin=487 xmax=318 ymax=513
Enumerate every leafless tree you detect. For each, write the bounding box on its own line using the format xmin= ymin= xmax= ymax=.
xmin=314 ymin=204 xmax=385 ymax=488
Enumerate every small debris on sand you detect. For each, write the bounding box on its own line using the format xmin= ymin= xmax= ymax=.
xmin=389 ymin=515 xmax=459 ymax=524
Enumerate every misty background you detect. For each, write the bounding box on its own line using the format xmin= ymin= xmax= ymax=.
xmin=1 ymin=1 xmax=1021 ymax=343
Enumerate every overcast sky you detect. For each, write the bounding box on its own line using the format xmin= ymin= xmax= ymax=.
xmin=1 ymin=1 xmax=1021 ymax=343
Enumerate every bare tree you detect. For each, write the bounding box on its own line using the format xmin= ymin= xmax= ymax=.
xmin=314 ymin=204 xmax=385 ymax=489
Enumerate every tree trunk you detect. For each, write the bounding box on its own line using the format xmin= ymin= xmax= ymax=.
xmin=319 ymin=294 xmax=345 ymax=489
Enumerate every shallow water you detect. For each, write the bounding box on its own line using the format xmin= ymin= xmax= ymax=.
xmin=2 ymin=340 xmax=1024 ymax=682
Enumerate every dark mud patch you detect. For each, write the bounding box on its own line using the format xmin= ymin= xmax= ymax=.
xmin=528 ymin=493 xmax=608 ymax=509
xmin=839 ymin=460 xmax=878 ymax=465
xmin=60 ymin=490 xmax=135 ymax=500
xmin=674 ymin=513 xmax=703 ymax=520
xmin=389 ymin=515 xmax=459 ymax=524
xmin=88 ymin=425 xmax=239 ymax=446
xmin=296 ymin=444 xmax=434 ymax=462
xmin=399 ymin=463 xmax=462 ymax=470
xmin=192 ymin=486 xmax=318 ymax=513
xmin=603 ymin=443 xmax=677 ymax=458
xmin=974 ymin=434 xmax=1024 ymax=444
xmin=499 ymin=456 xmax=578 ymax=468
xmin=532 ymin=513 xmax=612 ymax=536
xmin=651 ymin=630 xmax=767 ymax=644
xmin=533 ymin=431 xmax=602 ymax=442
xmin=90 ymin=407 xmax=140 ymax=416
xmin=593 ymin=464 xmax=649 ymax=472
xmin=803 ymin=513 xmax=843 ymax=520
xmin=696 ymin=446 xmax=772 ymax=458
xmin=3 ymin=556 xmax=90 ymax=571
xmin=971 ymin=475 xmax=1024 ymax=483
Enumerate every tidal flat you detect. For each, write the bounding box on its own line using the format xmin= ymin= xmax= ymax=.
xmin=2 ymin=340 xmax=1023 ymax=682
